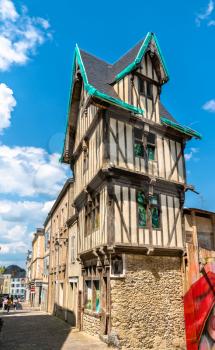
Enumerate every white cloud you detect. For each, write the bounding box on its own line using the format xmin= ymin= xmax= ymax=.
xmin=0 ymin=145 xmax=69 ymax=197
xmin=0 ymin=242 xmax=28 ymax=254
xmin=185 ymin=147 xmax=199 ymax=161
xmin=0 ymin=83 xmax=16 ymax=133
xmin=0 ymin=0 xmax=18 ymax=21
xmin=0 ymin=198 xmax=55 ymax=264
xmin=202 ymin=99 xmax=215 ymax=112
xmin=0 ymin=0 xmax=51 ymax=71
xmin=0 ymin=199 xmax=54 ymax=224
xmin=196 ymin=0 xmax=214 ymax=26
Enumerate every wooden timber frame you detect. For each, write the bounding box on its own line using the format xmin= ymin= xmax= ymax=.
xmin=60 ymin=36 xmax=202 ymax=341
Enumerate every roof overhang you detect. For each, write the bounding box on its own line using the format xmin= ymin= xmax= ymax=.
xmin=160 ymin=117 xmax=202 ymax=140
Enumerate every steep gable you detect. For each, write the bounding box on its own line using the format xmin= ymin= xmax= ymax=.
xmin=61 ymin=32 xmax=201 ymax=163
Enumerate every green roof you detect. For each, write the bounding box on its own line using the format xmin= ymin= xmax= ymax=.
xmin=160 ymin=117 xmax=202 ymax=140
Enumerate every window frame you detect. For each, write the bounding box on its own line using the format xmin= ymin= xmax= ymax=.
xmin=138 ymin=76 xmax=153 ymax=99
xmin=138 ymin=76 xmax=145 ymax=96
xmin=84 ymin=194 xmax=100 ymax=236
xmin=84 ymin=277 xmax=101 ymax=314
xmin=137 ymin=191 xmax=161 ymax=230
xmin=70 ymin=235 xmax=76 ymax=263
xmin=134 ymin=129 xmax=157 ymax=162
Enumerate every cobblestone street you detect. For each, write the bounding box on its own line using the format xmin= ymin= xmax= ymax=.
xmin=0 ymin=308 xmax=109 ymax=350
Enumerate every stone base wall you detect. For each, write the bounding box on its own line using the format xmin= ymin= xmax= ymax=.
xmin=83 ymin=312 xmax=101 ymax=336
xmin=110 ymin=254 xmax=185 ymax=350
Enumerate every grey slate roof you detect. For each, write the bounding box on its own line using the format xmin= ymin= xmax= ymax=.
xmin=80 ymin=50 xmax=118 ymax=98
xmin=79 ymin=39 xmax=177 ymax=123
xmin=159 ymin=102 xmax=177 ymax=123
xmin=111 ymin=39 xmax=144 ymax=78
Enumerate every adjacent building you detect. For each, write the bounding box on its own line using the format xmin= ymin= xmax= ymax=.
xmin=25 ymin=250 xmax=32 ymax=302
xmin=2 ymin=274 xmax=11 ymax=295
xmin=41 ymin=218 xmax=50 ymax=311
xmin=30 ymin=228 xmax=45 ymax=307
xmin=183 ymin=208 xmax=215 ymax=349
xmin=10 ymin=274 xmax=26 ymax=299
xmin=47 ymin=178 xmax=74 ymax=321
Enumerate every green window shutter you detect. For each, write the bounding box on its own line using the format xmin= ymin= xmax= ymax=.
xmin=137 ymin=192 xmax=147 ymax=227
xmin=138 ymin=205 xmax=147 ymax=227
xmin=134 ymin=142 xmax=144 ymax=157
xmin=147 ymin=145 xmax=155 ymax=161
xmin=151 ymin=207 xmax=159 ymax=229
xmin=137 ymin=192 xmax=146 ymax=204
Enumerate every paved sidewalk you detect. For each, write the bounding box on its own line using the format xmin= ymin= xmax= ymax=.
xmin=0 ymin=309 xmax=110 ymax=349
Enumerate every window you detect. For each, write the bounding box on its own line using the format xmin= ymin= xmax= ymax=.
xmin=137 ymin=192 xmax=160 ymax=229
xmin=111 ymin=255 xmax=124 ymax=277
xmin=137 ymin=192 xmax=147 ymax=228
xmin=59 ymin=283 xmax=64 ymax=307
xmin=85 ymin=280 xmax=92 ymax=310
xmin=149 ymin=195 xmax=160 ymax=229
xmin=134 ymin=129 xmax=156 ymax=161
xmin=94 ymin=281 xmax=100 ymax=313
xmin=138 ymin=77 xmax=153 ymax=99
xmin=85 ymin=279 xmax=100 ymax=313
xmin=198 ymin=232 xmax=214 ymax=250
xmin=138 ymin=77 xmax=145 ymax=95
xmin=71 ymin=236 xmax=75 ymax=263
xmin=83 ymin=141 xmax=89 ymax=174
xmin=85 ymin=194 xmax=100 ymax=236
xmin=147 ymin=133 xmax=156 ymax=161
xmin=45 ymin=230 xmax=50 ymax=251
xmin=147 ymin=81 xmax=153 ymax=99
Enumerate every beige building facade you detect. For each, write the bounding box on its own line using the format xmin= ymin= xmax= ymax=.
xmin=59 ymin=32 xmax=199 ymax=349
xmin=2 ymin=274 xmax=11 ymax=295
xmin=41 ymin=217 xmax=51 ymax=311
xmin=30 ymin=228 xmax=44 ymax=307
xmin=47 ymin=178 xmax=80 ymax=324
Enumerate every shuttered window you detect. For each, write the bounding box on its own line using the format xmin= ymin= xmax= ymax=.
xmin=137 ymin=192 xmax=160 ymax=229
xmin=149 ymin=195 xmax=160 ymax=229
xmin=138 ymin=76 xmax=153 ymax=99
xmin=137 ymin=192 xmax=147 ymax=227
xmin=134 ymin=129 xmax=156 ymax=161
xmin=84 ymin=278 xmax=101 ymax=313
xmin=71 ymin=236 xmax=75 ymax=263
xmin=84 ymin=194 xmax=100 ymax=236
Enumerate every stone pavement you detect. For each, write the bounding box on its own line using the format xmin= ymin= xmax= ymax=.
xmin=0 ymin=308 xmax=110 ymax=350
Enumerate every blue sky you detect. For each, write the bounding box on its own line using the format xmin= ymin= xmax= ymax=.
xmin=0 ymin=0 xmax=215 ymax=267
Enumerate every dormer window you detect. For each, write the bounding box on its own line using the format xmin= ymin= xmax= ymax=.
xmin=138 ymin=77 xmax=145 ymax=95
xmin=146 ymin=81 xmax=153 ymax=99
xmin=138 ymin=76 xmax=153 ymax=99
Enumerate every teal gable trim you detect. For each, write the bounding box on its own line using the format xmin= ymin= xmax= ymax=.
xmin=60 ymin=45 xmax=144 ymax=162
xmin=75 ymin=45 xmax=143 ymax=114
xmin=160 ymin=117 xmax=202 ymax=140
xmin=115 ymin=32 xmax=169 ymax=83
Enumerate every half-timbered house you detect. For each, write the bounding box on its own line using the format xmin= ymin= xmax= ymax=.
xmin=61 ymin=32 xmax=201 ymax=349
